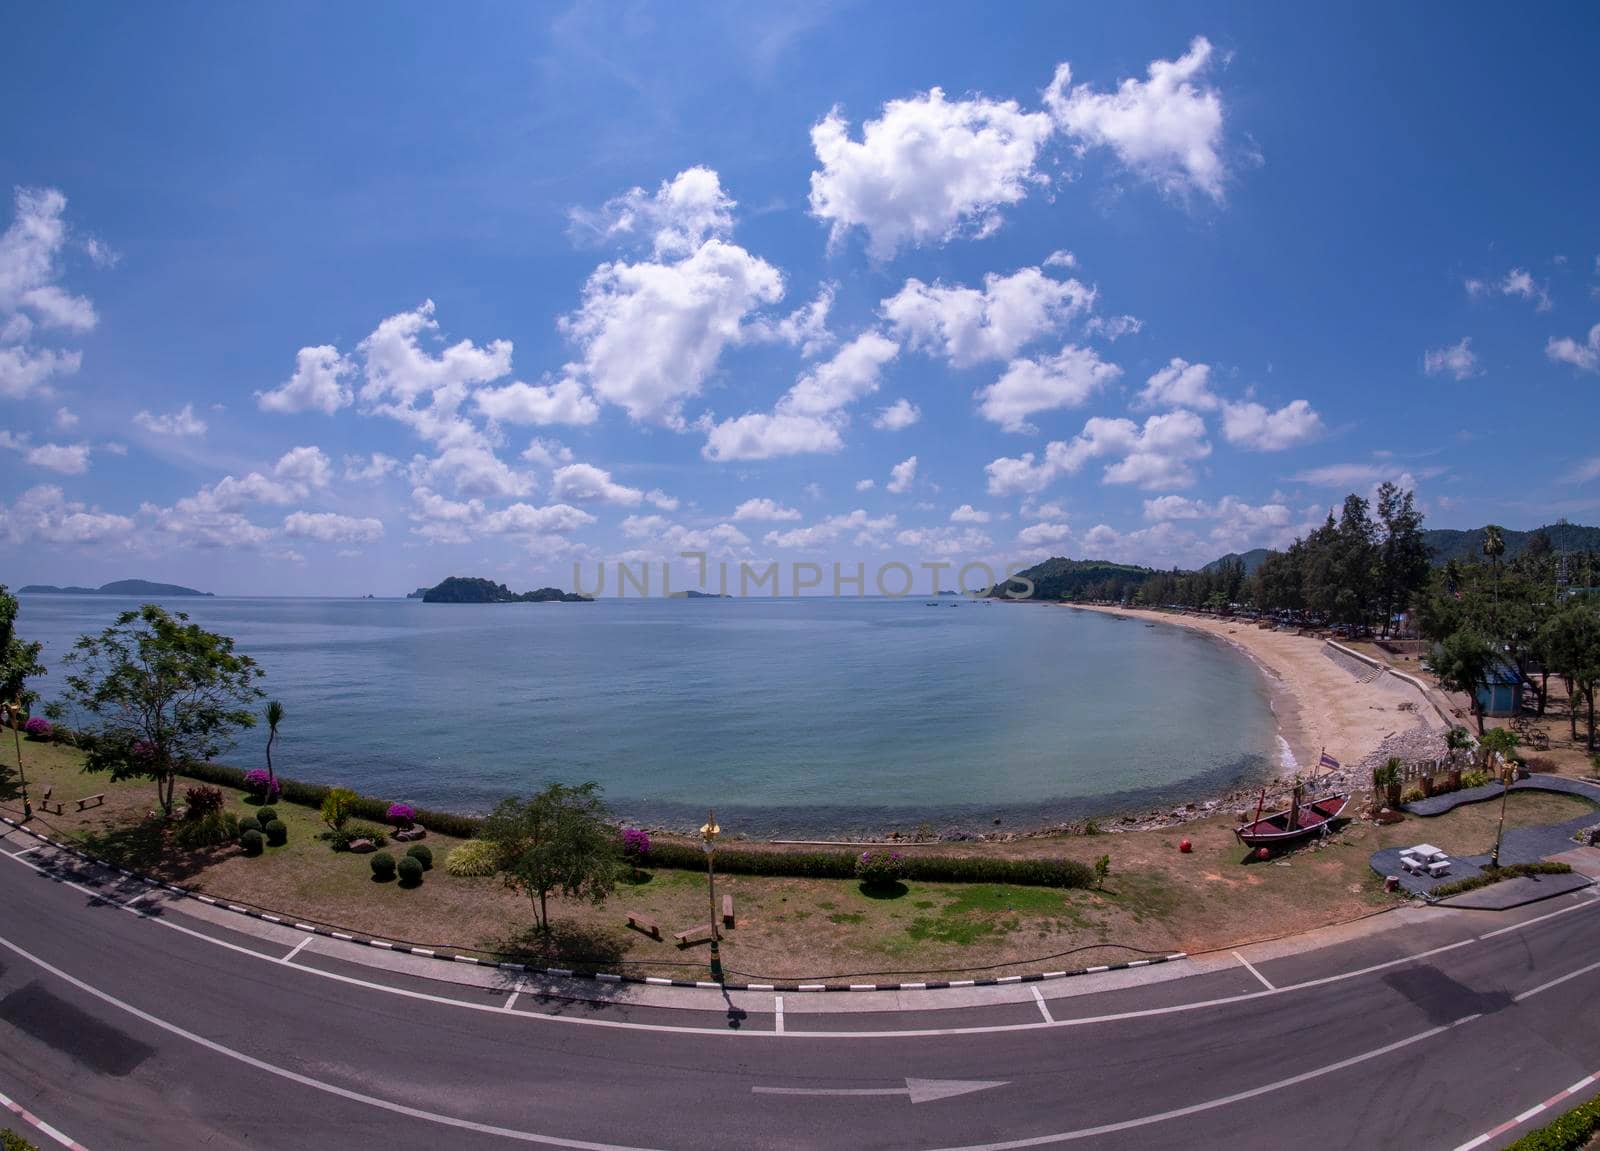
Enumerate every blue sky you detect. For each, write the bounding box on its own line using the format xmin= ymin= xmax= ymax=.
xmin=3 ymin=3 xmax=1598 ymax=596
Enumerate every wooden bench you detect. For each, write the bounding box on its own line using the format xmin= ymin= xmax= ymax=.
xmin=38 ymin=786 xmax=63 ymax=816
xmin=721 ymin=893 xmax=735 ymax=929
xmin=76 ymin=794 xmax=106 ymax=812
xmin=626 ymin=913 xmax=661 ymax=940
xmin=672 ymin=923 xmax=715 ymax=948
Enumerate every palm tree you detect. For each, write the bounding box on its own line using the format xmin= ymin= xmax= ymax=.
xmin=1483 ymin=524 xmax=1506 ymax=612
xmin=264 ymin=699 xmax=284 ymax=791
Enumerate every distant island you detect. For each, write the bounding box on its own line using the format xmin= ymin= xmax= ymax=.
xmin=420 ymin=576 xmax=592 ymax=604
xmin=668 ymin=589 xmax=732 ymax=599
xmin=18 ymin=578 xmax=213 ymax=597
xmin=405 ymin=587 xmax=429 ymax=599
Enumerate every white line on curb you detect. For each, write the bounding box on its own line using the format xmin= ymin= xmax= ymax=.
xmin=1232 ymin=951 xmax=1275 ymax=991
xmin=774 ymin=995 xmax=784 ymax=1034
xmin=0 ymin=1085 xmax=90 ymax=1150
xmin=504 ymin=976 xmax=527 ymax=1013
xmin=281 ymin=936 xmax=313 ymax=965
xmin=1030 ymin=986 xmax=1052 ymax=1023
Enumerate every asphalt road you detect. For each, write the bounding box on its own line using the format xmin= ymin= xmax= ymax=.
xmin=1 ymin=830 xmax=1598 ymax=1151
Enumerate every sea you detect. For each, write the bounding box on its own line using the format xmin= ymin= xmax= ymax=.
xmin=14 ymin=593 xmax=1283 ymax=838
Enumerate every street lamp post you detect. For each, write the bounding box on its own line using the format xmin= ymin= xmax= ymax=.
xmin=700 ymin=809 xmax=722 ymax=983
xmin=4 ymin=703 xmax=30 ymax=822
xmin=1489 ymin=753 xmax=1510 ymax=870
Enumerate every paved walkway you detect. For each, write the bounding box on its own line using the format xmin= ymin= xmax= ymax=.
xmin=1371 ymin=773 xmax=1600 ymax=900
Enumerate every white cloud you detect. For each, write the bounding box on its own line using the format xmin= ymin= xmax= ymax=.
xmin=855 ymin=479 xmax=876 ymax=492
xmin=480 ymin=502 xmax=597 ymax=536
xmin=475 ymin=378 xmax=600 ymax=426
xmin=133 ymin=403 xmax=208 ymax=438
xmin=765 ymin=508 xmax=897 ymax=550
xmin=1566 ymin=457 xmax=1600 ymax=484
xmin=1021 ymin=498 xmax=1066 ymax=520
xmin=1045 ymin=36 xmax=1227 ymax=201
xmin=986 ymin=410 xmax=1211 ymax=494
xmin=359 ymin=299 xmax=513 ymax=408
xmin=949 ymin=504 xmax=991 ymax=524
xmin=887 ymin=455 xmax=918 ymax=494
xmin=282 ymin=511 xmax=385 ymax=544
xmin=1547 ymin=322 xmax=1600 ymax=373
xmin=257 ymin=346 xmax=354 ymax=414
xmin=562 ymin=233 xmax=784 ymax=427
xmin=0 ymin=484 xmax=133 ymax=546
xmin=895 ymin=525 xmax=993 ymax=557
xmin=701 ymin=330 xmax=899 ymax=461
xmin=1423 ymin=337 xmax=1480 ymax=380
xmin=732 ymin=497 xmax=802 ymax=522
xmin=1084 ymin=313 xmax=1143 ymax=342
xmin=520 ymin=438 xmax=575 ymax=468
xmin=53 ymin=406 xmax=77 ymax=429
xmin=550 ymin=462 xmax=644 ymax=506
xmin=0 ymin=345 xmax=80 ymax=399
xmin=272 ymin=445 xmax=334 ymax=489
xmin=1016 ymin=520 xmax=1072 ymax=547
xmin=0 ymin=187 xmax=97 ymax=331
xmin=871 ymin=398 xmax=921 ymax=431
xmin=570 ymin=165 xmax=736 ymax=259
xmin=883 ymin=266 xmax=1094 ymax=368
xmin=405 ymin=483 xmax=597 ymax=545
xmin=976 ymin=343 xmax=1121 ymax=433
xmin=1137 ymin=357 xmax=1219 ymax=410
xmin=343 ymin=452 xmax=399 ymax=482
xmin=408 ymin=444 xmax=536 ymax=499
xmin=1220 ymin=399 xmax=1323 ymax=451
xmin=1467 ymin=268 xmax=1552 ymax=311
xmin=760 ymin=285 xmax=836 ymax=358
xmin=1290 ymin=461 xmax=1439 ymax=490
xmin=24 ymin=441 xmax=91 ymax=475
xmin=646 ymin=489 xmax=679 ymax=511
xmin=808 ymin=88 xmax=1054 ymax=258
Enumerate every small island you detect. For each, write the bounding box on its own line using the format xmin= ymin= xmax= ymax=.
xmin=19 ymin=578 xmax=214 ymax=597
xmin=405 ymin=587 xmax=430 ymax=600
xmin=420 ymin=576 xmax=593 ymax=604
xmin=668 ymin=589 xmax=732 ymax=599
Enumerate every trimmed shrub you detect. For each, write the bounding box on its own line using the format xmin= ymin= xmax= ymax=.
xmin=174 ymin=811 xmax=240 ymax=850
xmin=183 ymin=785 xmax=225 ymax=819
xmin=254 ymin=805 xmax=278 ymax=826
xmin=641 ymin=841 xmax=1097 ymax=888
xmin=405 ymin=843 xmax=433 ymax=870
xmin=444 ymin=840 xmax=499 ymax=877
xmin=370 ymin=851 xmax=396 ymax=881
xmin=238 ymin=815 xmax=262 ymax=836
xmin=396 ymin=855 xmax=424 ymax=886
xmin=855 ymin=848 xmax=904 ymax=887
xmin=240 ymin=829 xmax=265 ymax=856
xmin=265 ymin=819 xmax=288 ymax=846
xmin=387 ymin=802 xmax=417 ymax=829
xmin=1430 ymin=861 xmax=1571 ymax=900
xmin=22 ymin=716 xmax=51 ymax=740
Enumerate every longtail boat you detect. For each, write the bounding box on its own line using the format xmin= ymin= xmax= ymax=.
xmin=1234 ymin=748 xmax=1350 ymax=850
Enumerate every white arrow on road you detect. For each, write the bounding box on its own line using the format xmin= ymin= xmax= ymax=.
xmin=753 ymin=1078 xmax=1007 ymax=1104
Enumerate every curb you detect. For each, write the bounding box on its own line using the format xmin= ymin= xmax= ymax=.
xmin=0 ymin=814 xmax=1185 ymax=993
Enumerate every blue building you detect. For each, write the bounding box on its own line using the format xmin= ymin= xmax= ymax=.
xmin=1476 ymin=660 xmax=1525 ymax=718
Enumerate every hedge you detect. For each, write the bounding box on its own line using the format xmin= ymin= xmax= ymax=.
xmin=1503 ymin=1096 xmax=1600 ymax=1151
xmin=1430 ymin=861 xmax=1572 ymax=900
xmin=644 ymin=841 xmax=1096 ymax=888
xmin=177 ymin=760 xmax=482 ymax=839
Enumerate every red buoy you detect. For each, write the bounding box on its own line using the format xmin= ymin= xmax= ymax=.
xmin=1179 ymin=838 xmax=1192 ymax=853
xmin=1255 ymin=846 xmax=1271 ymax=861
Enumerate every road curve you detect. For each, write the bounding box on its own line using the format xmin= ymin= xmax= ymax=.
xmin=1 ymin=828 xmax=1598 ymax=1151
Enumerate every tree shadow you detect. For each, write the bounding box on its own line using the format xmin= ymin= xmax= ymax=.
xmin=621 ymin=870 xmax=654 ymax=886
xmin=77 ymin=820 xmax=230 ymax=884
xmin=485 ymin=921 xmax=634 ymax=970
xmin=858 ymin=881 xmax=909 ymax=900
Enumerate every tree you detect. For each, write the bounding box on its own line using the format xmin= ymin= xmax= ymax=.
xmin=0 ymin=586 xmax=48 ymax=813
xmin=1483 ymin=524 xmax=1506 ymax=613
xmin=1433 ymin=628 xmax=1496 ymax=735
xmin=1375 ymin=483 xmax=1429 ymax=636
xmin=264 ymin=699 xmax=284 ymax=791
xmin=63 ymin=605 xmax=264 ymax=816
xmin=1540 ymin=603 xmax=1600 ymax=751
xmin=481 ymin=781 xmax=621 ymax=933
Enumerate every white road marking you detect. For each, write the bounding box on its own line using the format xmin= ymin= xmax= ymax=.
xmin=2 ymin=841 xmax=1598 ymax=1042
xmin=503 ymin=976 xmax=527 ymax=1012
xmin=1029 ymin=986 xmax=1052 ymax=1023
xmin=774 ymin=995 xmax=783 ymax=1034
xmin=1513 ymin=956 xmax=1600 ymax=1002
xmin=281 ymin=935 xmax=314 ymax=964
xmin=754 ymin=1078 xmax=1007 ymax=1104
xmin=0 ymin=1084 xmax=90 ymax=1150
xmin=1232 ymin=951 xmax=1275 ymax=991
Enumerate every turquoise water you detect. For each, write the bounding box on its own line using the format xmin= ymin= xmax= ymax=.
xmin=16 ymin=595 xmax=1281 ymax=836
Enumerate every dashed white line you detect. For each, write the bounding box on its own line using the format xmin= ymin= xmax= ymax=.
xmin=1232 ymin=951 xmax=1275 ymax=991
xmin=1030 ymin=986 xmax=1052 ymax=1023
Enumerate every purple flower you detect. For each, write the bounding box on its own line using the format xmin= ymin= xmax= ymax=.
xmin=621 ymin=828 xmax=651 ymax=859
xmin=387 ymin=802 xmax=416 ymax=828
xmin=243 ymin=767 xmax=281 ymax=800
xmin=23 ymin=716 xmax=51 ymax=739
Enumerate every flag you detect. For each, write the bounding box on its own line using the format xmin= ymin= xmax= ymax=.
xmin=1319 ymin=751 xmax=1341 ymax=771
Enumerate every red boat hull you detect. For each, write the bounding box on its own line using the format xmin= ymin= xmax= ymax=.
xmin=1235 ymin=793 xmax=1350 ymax=848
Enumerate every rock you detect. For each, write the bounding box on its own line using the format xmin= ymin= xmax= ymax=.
xmin=348 ymin=838 xmax=376 ymax=853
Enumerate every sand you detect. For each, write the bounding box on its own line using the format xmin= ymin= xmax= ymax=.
xmin=1069 ymin=605 xmax=1448 ymax=778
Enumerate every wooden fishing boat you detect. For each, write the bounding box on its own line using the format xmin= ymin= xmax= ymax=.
xmin=1234 ymin=790 xmax=1350 ymax=849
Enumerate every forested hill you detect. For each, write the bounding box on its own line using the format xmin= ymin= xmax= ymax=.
xmin=1419 ymin=523 xmax=1600 ymax=564
xmin=994 ymin=558 xmax=1156 ymax=601
xmin=420 ymin=576 xmax=592 ymax=603
xmin=1203 ymin=549 xmax=1273 ymax=576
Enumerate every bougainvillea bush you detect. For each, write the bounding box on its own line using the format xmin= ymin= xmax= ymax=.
xmin=621 ymin=827 xmax=651 ymax=861
xmin=242 ymin=768 xmax=281 ymax=801
xmin=386 ymin=802 xmax=416 ymax=829
xmin=23 ymin=716 xmax=51 ymax=740
xmin=854 ymin=849 xmax=905 ymax=887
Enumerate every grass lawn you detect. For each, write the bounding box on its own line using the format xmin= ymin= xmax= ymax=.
xmin=3 ymin=737 xmax=1594 ymax=981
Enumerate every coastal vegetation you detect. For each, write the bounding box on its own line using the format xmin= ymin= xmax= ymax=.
xmin=419 ymin=576 xmax=591 ymax=603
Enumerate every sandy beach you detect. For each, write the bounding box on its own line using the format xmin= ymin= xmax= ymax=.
xmin=1070 ymin=604 xmax=1449 ymax=780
